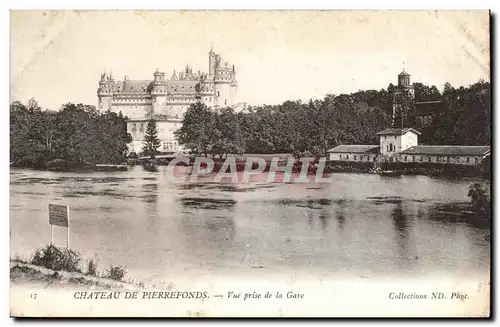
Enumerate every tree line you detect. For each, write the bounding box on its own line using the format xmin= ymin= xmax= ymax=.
xmin=10 ymin=79 xmax=490 ymax=167
xmin=10 ymin=100 xmax=131 ymax=168
xmin=175 ymin=80 xmax=490 ymax=158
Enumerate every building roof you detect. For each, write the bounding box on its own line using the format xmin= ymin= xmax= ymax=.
xmin=398 ymin=69 xmax=410 ymax=76
xmin=122 ymin=80 xmax=153 ymax=93
xmin=376 ymin=128 xmax=422 ymax=136
xmin=166 ymin=80 xmax=198 ymax=93
xmin=400 ymin=146 xmax=490 ymax=156
xmin=415 ymin=101 xmax=446 ymax=116
xmin=327 ymin=145 xmax=380 ymax=153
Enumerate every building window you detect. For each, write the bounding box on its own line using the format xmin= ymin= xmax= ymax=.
xmin=412 ymin=156 xmax=415 ymax=162
xmin=466 ymin=157 xmax=470 ymax=163
xmin=404 ymin=156 xmax=407 ymax=161
xmin=354 ymin=155 xmax=357 ymax=160
xmin=475 ymin=157 xmax=479 ymax=164
xmin=428 ymin=156 xmax=431 ymax=162
xmin=420 ymin=156 xmax=423 ymax=162
xmin=346 ymin=155 xmax=349 ymax=160
xmin=373 ymin=157 xmax=376 ymax=162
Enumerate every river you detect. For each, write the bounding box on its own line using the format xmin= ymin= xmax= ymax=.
xmin=10 ymin=167 xmax=490 ymax=283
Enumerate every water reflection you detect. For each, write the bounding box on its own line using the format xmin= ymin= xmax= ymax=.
xmin=142 ymin=182 xmax=158 ymax=232
xmin=391 ymin=200 xmax=411 ymax=266
xmin=179 ymin=194 xmax=236 ymax=267
xmin=427 ymin=202 xmax=490 ymax=230
xmin=9 ymin=168 xmax=491 ymax=280
xmin=335 ymin=199 xmax=347 ymax=230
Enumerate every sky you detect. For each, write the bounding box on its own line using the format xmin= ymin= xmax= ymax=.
xmin=10 ymin=10 xmax=490 ymax=110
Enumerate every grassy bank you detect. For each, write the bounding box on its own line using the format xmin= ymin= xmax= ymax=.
xmin=10 ymin=261 xmax=135 ymax=289
xmin=10 ymin=245 xmax=168 ymax=289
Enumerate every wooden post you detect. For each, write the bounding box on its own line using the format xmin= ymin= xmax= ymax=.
xmin=66 ymin=205 xmax=70 ymax=250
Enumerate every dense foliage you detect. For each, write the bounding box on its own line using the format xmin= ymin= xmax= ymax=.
xmin=10 ymin=100 xmax=131 ymax=168
xmin=176 ymin=80 xmax=490 ymax=157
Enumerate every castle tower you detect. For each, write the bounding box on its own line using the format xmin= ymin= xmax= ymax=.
xmin=229 ymin=65 xmax=238 ymax=104
xmin=208 ymin=47 xmax=216 ymax=78
xmin=151 ymin=69 xmax=167 ymax=115
xmin=214 ymin=56 xmax=236 ymax=107
xmin=198 ymin=73 xmax=214 ymax=106
xmin=97 ymin=71 xmax=115 ymax=112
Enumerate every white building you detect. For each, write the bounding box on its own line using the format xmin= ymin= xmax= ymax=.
xmin=377 ymin=128 xmax=420 ymax=156
xmin=327 ymin=127 xmax=490 ymax=166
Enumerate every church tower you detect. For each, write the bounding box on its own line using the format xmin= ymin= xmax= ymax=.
xmin=392 ymin=69 xmax=415 ymax=128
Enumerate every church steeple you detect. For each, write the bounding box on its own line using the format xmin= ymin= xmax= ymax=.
xmin=398 ymin=69 xmax=411 ymax=87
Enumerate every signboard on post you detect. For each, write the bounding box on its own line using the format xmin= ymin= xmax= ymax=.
xmin=48 ymin=204 xmax=70 ymax=249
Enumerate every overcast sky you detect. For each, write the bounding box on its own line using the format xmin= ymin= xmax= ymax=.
xmin=11 ymin=10 xmax=489 ymax=109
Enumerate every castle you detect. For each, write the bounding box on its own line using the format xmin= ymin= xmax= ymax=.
xmin=97 ymin=48 xmax=238 ymax=154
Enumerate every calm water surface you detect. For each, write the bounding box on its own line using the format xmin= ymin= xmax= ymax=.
xmin=10 ymin=167 xmax=490 ymax=282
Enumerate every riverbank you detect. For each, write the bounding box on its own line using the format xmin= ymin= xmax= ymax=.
xmin=10 ymin=261 xmax=137 ymax=289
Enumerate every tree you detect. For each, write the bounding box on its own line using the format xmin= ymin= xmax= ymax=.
xmin=10 ymin=100 xmax=131 ymax=168
xmin=142 ymin=118 xmax=161 ymax=158
xmin=175 ymin=102 xmax=215 ymax=156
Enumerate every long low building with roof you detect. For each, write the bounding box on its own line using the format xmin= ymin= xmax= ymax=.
xmin=327 ymin=127 xmax=490 ymax=167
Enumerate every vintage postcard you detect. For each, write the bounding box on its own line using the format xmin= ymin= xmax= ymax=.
xmin=9 ymin=10 xmax=490 ymax=317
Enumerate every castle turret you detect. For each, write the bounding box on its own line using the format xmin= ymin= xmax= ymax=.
xmin=152 ymin=69 xmax=167 ymax=114
xmin=208 ymin=47 xmax=216 ymax=78
xmin=214 ymin=56 xmax=236 ymax=107
xmin=230 ymin=65 xmax=238 ymax=104
xmin=97 ymin=71 xmax=115 ymax=112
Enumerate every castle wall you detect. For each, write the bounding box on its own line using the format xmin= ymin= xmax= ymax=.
xmin=215 ymin=83 xmax=231 ymax=107
xmin=127 ymin=120 xmax=182 ymax=154
xmin=111 ymin=102 xmax=152 ymax=119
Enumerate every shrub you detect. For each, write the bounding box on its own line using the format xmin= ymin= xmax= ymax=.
xmin=86 ymin=258 xmax=98 ymax=277
xmin=31 ymin=245 xmax=81 ymax=273
xmin=105 ymin=265 xmax=126 ymax=281
xmin=468 ymin=182 xmax=490 ymax=215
